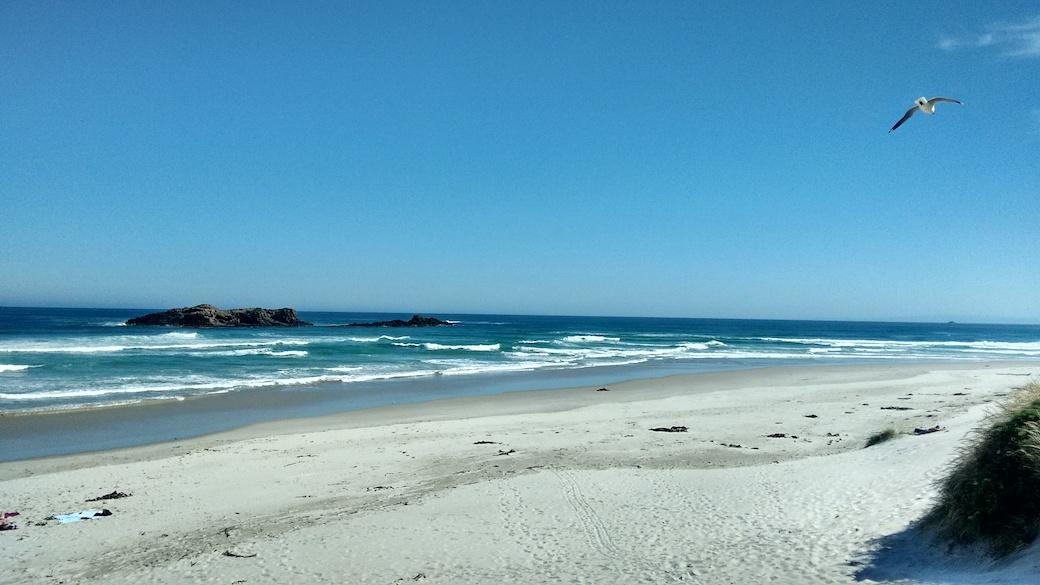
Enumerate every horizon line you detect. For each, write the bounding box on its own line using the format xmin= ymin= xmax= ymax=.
xmin=1 ymin=304 xmax=1037 ymax=328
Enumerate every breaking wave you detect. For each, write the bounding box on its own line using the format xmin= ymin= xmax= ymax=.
xmin=347 ymin=335 xmax=411 ymax=343
xmin=393 ymin=342 xmax=501 ymax=352
xmin=753 ymin=337 xmax=1040 ymax=356
xmin=559 ymin=335 xmax=621 ymax=343
xmin=0 ymin=332 xmax=310 ymax=354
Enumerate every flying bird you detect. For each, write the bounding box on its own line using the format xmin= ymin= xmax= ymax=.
xmin=889 ymin=97 xmax=963 ymax=133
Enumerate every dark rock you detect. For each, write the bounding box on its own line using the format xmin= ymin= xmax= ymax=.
xmin=345 ymin=314 xmax=452 ymax=328
xmin=126 ymin=305 xmax=310 ymax=327
xmin=880 ymin=406 xmax=913 ymax=411
xmin=766 ymin=433 xmax=788 ymax=438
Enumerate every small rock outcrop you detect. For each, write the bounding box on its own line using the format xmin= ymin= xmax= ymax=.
xmin=126 ymin=304 xmax=311 ymax=327
xmin=346 ymin=314 xmax=453 ymax=327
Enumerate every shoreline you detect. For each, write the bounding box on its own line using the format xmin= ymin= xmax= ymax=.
xmin=2 ymin=361 xmax=1038 ymax=583
xmin=3 ymin=359 xmax=1036 ymax=472
xmin=0 ymin=359 xmax=1030 ymax=467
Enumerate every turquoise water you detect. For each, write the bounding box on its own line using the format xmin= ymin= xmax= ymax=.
xmin=2 ymin=307 xmax=1040 ymax=413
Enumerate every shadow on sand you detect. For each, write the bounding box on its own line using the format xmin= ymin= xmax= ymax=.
xmin=853 ymin=523 xmax=1036 ymax=584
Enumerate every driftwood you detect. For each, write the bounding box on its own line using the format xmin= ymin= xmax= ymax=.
xmin=649 ymin=426 xmax=687 ymax=433
xmin=223 ymin=550 xmax=257 ymax=558
xmin=880 ymin=406 xmax=913 ymax=411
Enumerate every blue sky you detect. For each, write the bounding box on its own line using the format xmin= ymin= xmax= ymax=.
xmin=2 ymin=1 xmax=1038 ymax=322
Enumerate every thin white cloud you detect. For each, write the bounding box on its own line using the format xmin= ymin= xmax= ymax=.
xmin=938 ymin=15 xmax=1040 ymax=57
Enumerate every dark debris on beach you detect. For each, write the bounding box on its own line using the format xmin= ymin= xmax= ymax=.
xmin=86 ymin=491 xmax=131 ymax=502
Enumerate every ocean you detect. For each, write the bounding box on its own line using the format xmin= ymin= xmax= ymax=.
xmin=2 ymin=307 xmax=1039 ymax=413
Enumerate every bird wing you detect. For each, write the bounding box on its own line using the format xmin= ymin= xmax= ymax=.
xmin=889 ymin=106 xmax=917 ymax=133
xmin=927 ymin=97 xmax=963 ymax=106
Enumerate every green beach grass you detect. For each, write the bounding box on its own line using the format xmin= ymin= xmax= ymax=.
xmin=925 ymin=381 xmax=1040 ymax=557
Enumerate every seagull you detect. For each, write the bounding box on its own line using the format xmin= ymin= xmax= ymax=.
xmin=889 ymin=96 xmax=963 ymax=133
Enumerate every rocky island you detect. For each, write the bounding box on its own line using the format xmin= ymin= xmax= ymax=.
xmin=346 ymin=314 xmax=453 ymax=327
xmin=125 ymin=304 xmax=311 ymax=327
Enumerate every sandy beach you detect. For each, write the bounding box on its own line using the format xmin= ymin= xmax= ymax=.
xmin=3 ymin=362 xmax=1039 ymax=584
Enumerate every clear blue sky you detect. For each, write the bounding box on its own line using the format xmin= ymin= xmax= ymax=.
xmin=2 ymin=1 xmax=1038 ymax=322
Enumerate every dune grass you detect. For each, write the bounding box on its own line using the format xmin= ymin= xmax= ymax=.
xmin=865 ymin=428 xmax=897 ymax=448
xmin=924 ymin=382 xmax=1040 ymax=557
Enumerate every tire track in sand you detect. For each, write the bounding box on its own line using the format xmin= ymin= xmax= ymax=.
xmin=554 ymin=468 xmax=705 ymax=584
xmin=553 ymin=468 xmax=622 ymax=560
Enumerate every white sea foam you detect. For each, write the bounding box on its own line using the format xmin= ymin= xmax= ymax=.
xmin=421 ymin=358 xmax=562 ymax=376
xmin=423 ymin=343 xmax=501 ymax=352
xmin=187 ymin=348 xmax=295 ymax=357
xmin=347 ymin=335 xmax=411 ymax=343
xmin=0 ymin=364 xmax=37 ymax=373
xmin=755 ymin=337 xmax=1040 ymax=351
xmin=0 ymin=373 xmax=379 ymax=401
xmin=511 ymin=343 xmax=703 ymax=361
xmin=0 ymin=360 xmax=497 ymax=401
xmin=576 ymin=358 xmax=651 ymax=368
xmin=152 ymin=332 xmax=200 ymax=340
xmin=392 ymin=342 xmax=501 ymax=352
xmin=0 ymin=340 xmax=998 ymax=404
xmin=503 ymin=340 xmax=943 ymax=365
xmin=0 ymin=334 xmax=310 ymax=354
xmin=559 ymin=335 xmax=621 ymax=343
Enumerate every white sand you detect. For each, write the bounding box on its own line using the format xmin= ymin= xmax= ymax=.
xmin=2 ymin=362 xmax=1039 ymax=584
